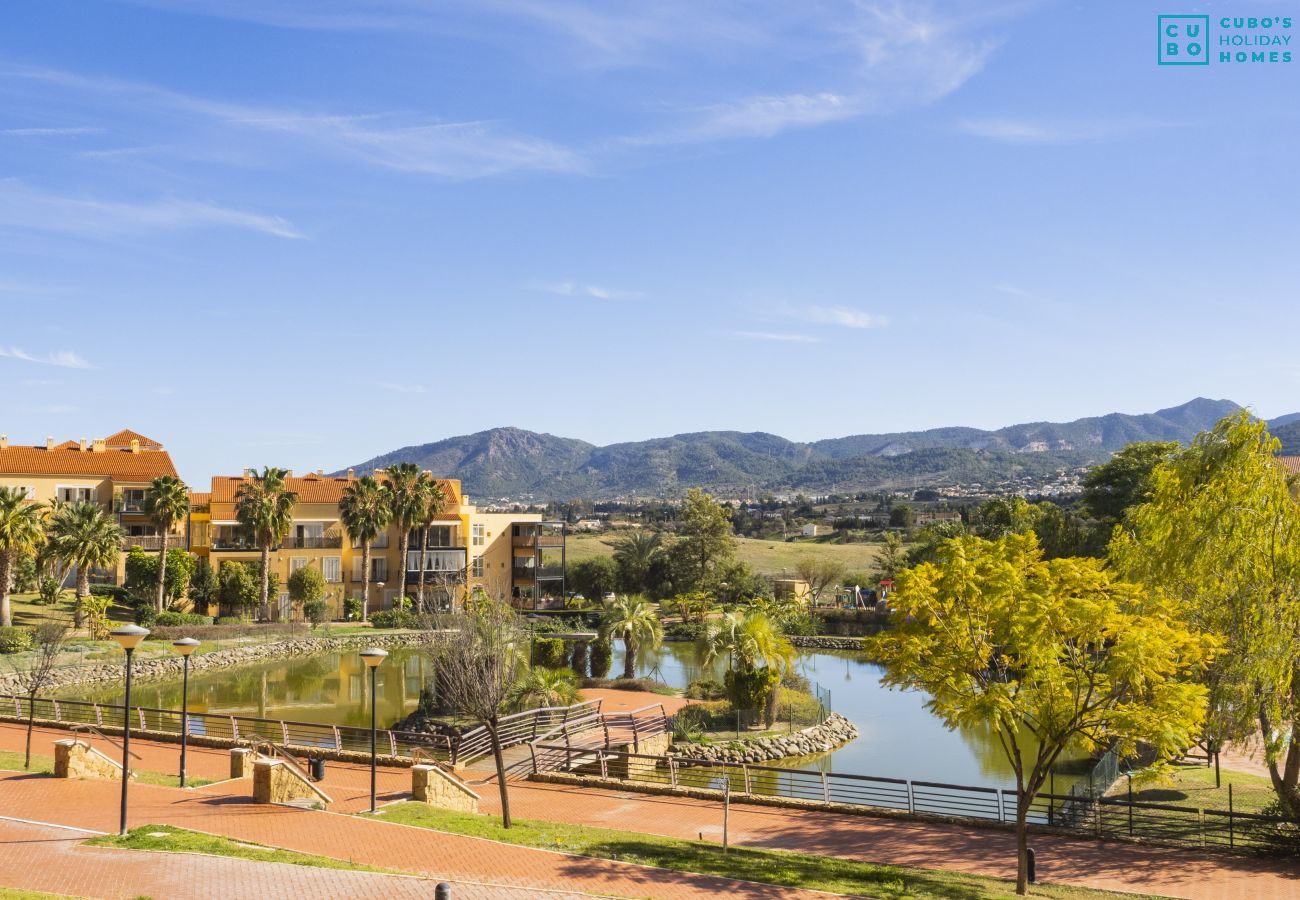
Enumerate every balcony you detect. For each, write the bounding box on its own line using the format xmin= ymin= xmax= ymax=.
xmin=115 ymin=500 xmax=147 ymax=515
xmin=211 ymin=536 xmax=258 ymax=551
xmin=512 ymin=565 xmax=564 ymax=581
xmin=281 ymin=535 xmax=343 ymax=550
xmin=121 ymin=535 xmax=169 ymax=551
xmin=406 ymin=548 xmax=467 ymax=575
xmin=512 ymin=534 xmax=564 ymax=548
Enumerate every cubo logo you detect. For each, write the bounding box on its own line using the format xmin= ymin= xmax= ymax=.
xmin=1159 ymin=14 xmax=1210 ymax=65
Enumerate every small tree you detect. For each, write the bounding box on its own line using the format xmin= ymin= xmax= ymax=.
xmin=873 ymin=533 xmax=1214 ymax=895
xmin=433 ymin=600 xmax=528 ymax=827
xmin=567 ymin=557 xmax=618 ymax=601
xmin=874 ymin=530 xmax=907 ymax=583
xmin=143 ymin=474 xmax=189 ymax=613
xmin=7 ymin=620 xmax=70 ymax=767
xmin=288 ymin=565 xmax=325 ymax=622
xmin=794 ymin=556 xmax=847 ymax=606
xmin=217 ymin=562 xmax=259 ymax=618
xmin=189 ymin=557 xmax=218 ymax=615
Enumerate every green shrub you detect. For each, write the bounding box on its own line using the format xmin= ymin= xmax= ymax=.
xmin=287 ymin=566 xmax=325 ymax=607
xmin=370 ymin=609 xmax=419 ymax=629
xmin=38 ymin=576 xmax=63 ymax=606
xmin=589 ymin=638 xmax=612 ymax=678
xmin=0 ymin=626 xmax=35 ymax=654
xmin=90 ymin=584 xmax=131 ymax=602
xmin=685 ymin=678 xmax=726 ymax=700
xmin=215 ymin=615 xmax=249 ymax=626
xmin=724 ymin=667 xmax=781 ymax=713
xmin=664 ymin=620 xmax=705 ymax=641
xmin=303 ymin=599 xmax=329 ymax=628
xmin=134 ymin=604 xmax=158 ymax=628
xmin=530 ymin=637 xmax=567 ymax=668
xmin=155 ymin=611 xmax=214 ymax=627
xmin=343 ymin=597 xmax=362 ymax=622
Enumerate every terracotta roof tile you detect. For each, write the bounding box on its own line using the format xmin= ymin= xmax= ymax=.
xmin=208 ymin=474 xmax=461 ymax=508
xmin=0 ymin=445 xmax=178 ymax=480
xmin=103 ymin=429 xmax=163 ymax=449
xmin=1279 ymin=456 xmax=1300 ymax=476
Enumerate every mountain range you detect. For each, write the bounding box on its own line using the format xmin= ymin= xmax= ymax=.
xmin=341 ymin=398 xmax=1293 ymax=501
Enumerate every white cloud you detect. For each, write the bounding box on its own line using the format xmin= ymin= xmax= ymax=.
xmin=956 ymin=117 xmax=1174 ymax=145
xmin=0 ymin=181 xmax=304 ymax=240
xmin=0 ymin=347 xmax=95 ymax=369
xmin=0 ymin=126 xmax=103 ymax=137
xmin=800 ymin=305 xmax=888 ymax=329
xmin=724 ymin=331 xmax=820 ymax=344
xmin=531 ymin=280 xmax=644 ymax=301
xmin=377 ymin=382 xmax=427 ymax=394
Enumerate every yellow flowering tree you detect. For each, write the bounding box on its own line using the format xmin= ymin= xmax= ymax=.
xmin=872 ymin=533 xmax=1214 ymax=895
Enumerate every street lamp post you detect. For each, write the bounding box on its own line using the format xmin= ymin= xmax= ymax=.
xmin=110 ymin=624 xmax=149 ymax=836
xmin=359 ymin=647 xmax=388 ymax=813
xmin=171 ymin=638 xmax=200 ymax=787
xmin=372 ymin=581 xmax=385 ymax=622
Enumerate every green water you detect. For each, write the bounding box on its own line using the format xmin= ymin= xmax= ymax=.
xmin=62 ymin=641 xmax=1090 ymax=791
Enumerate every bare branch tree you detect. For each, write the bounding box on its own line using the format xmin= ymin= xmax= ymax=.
xmin=7 ymin=619 xmax=71 ymax=768
xmin=431 ymin=597 xmax=528 ymax=827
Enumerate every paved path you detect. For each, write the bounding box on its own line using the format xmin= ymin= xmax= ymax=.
xmin=6 ymin=722 xmax=1300 ymax=899
xmin=0 ymin=725 xmax=816 ymax=899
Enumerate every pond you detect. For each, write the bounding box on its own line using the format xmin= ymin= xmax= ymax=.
xmin=62 ymin=640 xmax=1090 ymax=791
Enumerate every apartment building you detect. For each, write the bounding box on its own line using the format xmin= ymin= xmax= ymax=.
xmin=0 ymin=429 xmax=181 ymax=582
xmin=188 ymin=469 xmax=565 ymax=618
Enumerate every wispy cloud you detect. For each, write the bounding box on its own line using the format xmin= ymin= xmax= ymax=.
xmin=795 ymin=305 xmax=888 ymax=329
xmin=0 ymin=180 xmax=304 ymax=240
xmin=1 ymin=126 xmax=103 ymax=137
xmin=0 ymin=347 xmax=95 ymax=369
xmin=957 ymin=117 xmax=1174 ymax=145
xmin=377 ymin=382 xmax=427 ymax=394
xmin=531 ymin=280 xmax=644 ymax=301
xmin=724 ymin=331 xmax=820 ymax=344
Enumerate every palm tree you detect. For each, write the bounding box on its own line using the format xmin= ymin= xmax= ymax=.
xmin=508 ymin=666 xmax=579 ymax=711
xmin=384 ymin=463 xmax=425 ymax=607
xmin=143 ymin=474 xmax=189 ymax=613
xmin=703 ymin=608 xmax=795 ymax=725
xmin=599 ymin=596 xmax=663 ymax=680
xmin=234 ymin=467 xmax=298 ymax=621
xmin=47 ymin=502 xmax=123 ymax=629
xmin=0 ymin=487 xmax=45 ymax=627
xmin=608 ymin=530 xmax=662 ymax=593
xmin=414 ymin=475 xmax=448 ymax=611
xmin=339 ymin=475 xmax=392 ymax=623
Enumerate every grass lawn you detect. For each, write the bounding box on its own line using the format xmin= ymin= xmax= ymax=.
xmin=0 ymin=889 xmax=67 ymax=899
xmin=86 ymin=824 xmax=396 ymax=874
xmin=371 ymin=802 xmax=1158 ymax=899
xmin=0 ymin=749 xmax=213 ymax=789
xmin=1115 ymin=763 xmax=1279 ymax=814
xmin=564 ymin=532 xmax=887 ymax=577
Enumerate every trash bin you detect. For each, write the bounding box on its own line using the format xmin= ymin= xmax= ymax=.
xmin=310 ymin=758 xmax=326 ymax=781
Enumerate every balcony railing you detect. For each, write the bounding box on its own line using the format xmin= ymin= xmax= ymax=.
xmin=513 ymin=565 xmax=564 ymax=581
xmin=512 ymin=534 xmax=564 ymax=548
xmin=406 ymin=549 xmax=467 ymax=574
xmin=281 ymin=535 xmax=343 ymax=550
xmin=211 ymin=537 xmax=258 ymax=551
xmin=121 ymin=535 xmax=169 ymax=551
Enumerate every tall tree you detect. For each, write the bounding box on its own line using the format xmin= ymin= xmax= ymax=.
xmin=6 ymin=620 xmax=69 ymax=767
xmin=433 ymin=599 xmax=528 ymax=827
xmin=143 ymin=474 xmax=189 ymax=613
xmin=339 ymin=476 xmax=392 ymax=623
xmin=234 ymin=467 xmax=298 ymax=621
xmin=874 ymin=532 xmax=1213 ymax=895
xmin=599 ymin=595 xmax=663 ymax=680
xmin=676 ymin=489 xmax=734 ymax=588
xmin=384 ymin=463 xmax=425 ymax=606
xmin=607 ymin=529 xmax=663 ymax=594
xmin=1082 ymin=441 xmax=1179 ymax=527
xmin=874 ymin=529 xmax=910 ymax=581
xmin=1110 ymin=414 xmax=1300 ymax=817
xmin=47 ymin=502 xmax=123 ymax=628
xmin=414 ymin=474 xmax=447 ymax=611
xmin=0 ymin=487 xmax=45 ymax=627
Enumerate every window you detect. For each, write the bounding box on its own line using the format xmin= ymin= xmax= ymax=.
xmin=471 ymin=555 xmax=484 ymax=577
xmin=471 ymin=524 xmax=484 ymax=546
xmin=352 ymin=532 xmax=390 ymax=549
xmin=322 ymin=556 xmax=342 ymax=583
xmin=278 ymin=592 xmax=292 ymax=621
xmin=427 ymin=526 xmax=452 ymax=548
xmin=12 ymin=486 xmax=35 ymax=500
xmin=57 ymin=486 xmax=94 ymax=503
xmin=371 ymin=558 xmax=388 ymax=581
xmin=352 ymin=557 xmax=365 ymax=581
xmin=290 ymin=557 xmax=308 ymax=573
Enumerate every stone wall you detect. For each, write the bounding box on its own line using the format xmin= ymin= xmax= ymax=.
xmin=0 ymin=631 xmax=437 ymax=695
xmin=253 ymin=758 xmax=333 ymax=809
xmin=789 ymin=635 xmax=866 ymax=651
xmin=670 ymin=712 xmax=857 ymax=765
xmin=412 ymin=764 xmax=479 ymax=813
xmin=53 ymin=739 xmax=133 ymax=781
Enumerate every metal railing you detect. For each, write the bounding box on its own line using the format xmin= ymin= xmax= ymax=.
xmin=532 ymin=745 xmax=1300 ymax=857
xmin=281 ymin=535 xmax=343 ymax=550
xmin=452 ymin=699 xmax=601 ymax=767
xmin=1 ymin=693 xmax=453 ymax=761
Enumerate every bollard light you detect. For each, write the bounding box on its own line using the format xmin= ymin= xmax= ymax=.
xmin=360 ymin=648 xmax=388 ymax=813
xmin=110 ymin=624 xmax=149 ymax=835
xmin=171 ymin=638 xmax=200 ymax=787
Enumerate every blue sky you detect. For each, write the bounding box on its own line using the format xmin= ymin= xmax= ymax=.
xmin=1 ymin=0 xmax=1297 ymax=484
